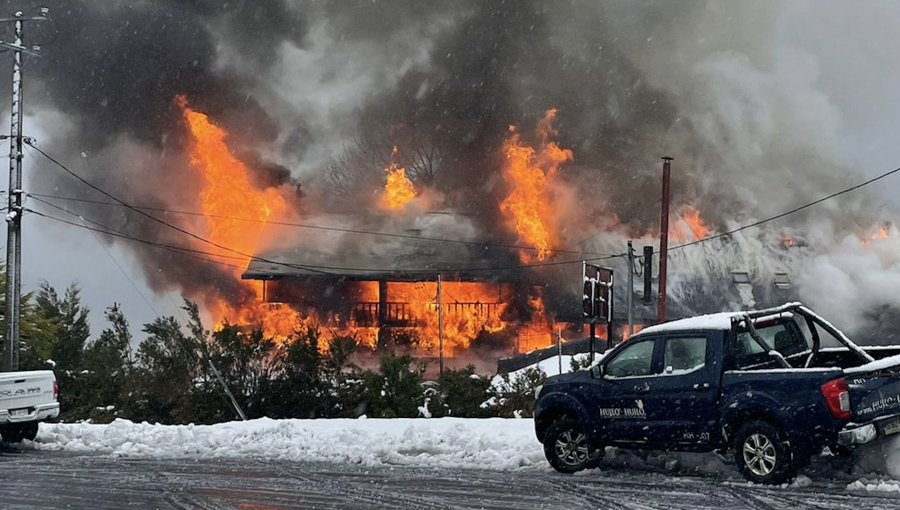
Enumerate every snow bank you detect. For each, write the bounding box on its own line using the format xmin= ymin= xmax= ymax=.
xmin=33 ymin=417 xmax=545 ymax=471
xmin=27 ymin=416 xmax=900 ymax=490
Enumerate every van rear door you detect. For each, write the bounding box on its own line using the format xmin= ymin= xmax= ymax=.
xmin=0 ymin=370 xmax=56 ymax=420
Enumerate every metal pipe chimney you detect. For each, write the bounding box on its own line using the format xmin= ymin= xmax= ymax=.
xmin=657 ymin=157 xmax=673 ymax=323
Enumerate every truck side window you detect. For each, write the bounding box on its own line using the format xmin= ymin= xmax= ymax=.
xmin=605 ymin=340 xmax=656 ymax=378
xmin=664 ymin=336 xmax=707 ymax=374
xmin=730 ymin=319 xmax=808 ymax=369
xmin=734 ymin=321 xmax=806 ymax=357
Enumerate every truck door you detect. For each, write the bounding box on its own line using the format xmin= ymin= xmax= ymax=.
xmin=590 ymin=336 xmax=662 ymax=443
xmin=639 ymin=333 xmax=719 ymax=446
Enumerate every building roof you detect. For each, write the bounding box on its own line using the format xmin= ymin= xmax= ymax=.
xmin=241 ymin=212 xmax=526 ymax=282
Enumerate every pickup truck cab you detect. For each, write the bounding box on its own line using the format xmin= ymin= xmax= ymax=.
xmin=534 ymin=302 xmax=900 ymax=484
xmin=0 ymin=370 xmax=59 ymax=442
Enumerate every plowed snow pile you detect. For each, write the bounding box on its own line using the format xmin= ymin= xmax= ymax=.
xmin=32 ymin=418 xmax=544 ymax=470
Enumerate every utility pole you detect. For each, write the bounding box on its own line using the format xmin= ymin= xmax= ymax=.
xmin=657 ymin=157 xmax=673 ymax=324
xmin=626 ymin=240 xmax=634 ymax=337
xmin=437 ymin=273 xmax=444 ymax=376
xmin=1 ymin=9 xmax=48 ymax=372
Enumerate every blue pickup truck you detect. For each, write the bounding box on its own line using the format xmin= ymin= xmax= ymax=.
xmin=533 ymin=302 xmax=900 ymax=484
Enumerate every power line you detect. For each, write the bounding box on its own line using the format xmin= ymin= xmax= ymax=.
xmin=24 ymin=205 xmax=248 ymax=270
xmin=25 ymin=143 xmax=621 ymax=273
xmin=28 ymin=139 xmax=900 ymax=276
xmin=74 ymin=212 xmax=162 ymax=317
xmin=25 ymin=191 xmax=613 ymax=257
xmin=26 ymin=142 xmax=335 ymax=276
xmin=664 ymin=164 xmax=900 ymax=254
xmin=28 ymin=201 xmax=622 ymax=275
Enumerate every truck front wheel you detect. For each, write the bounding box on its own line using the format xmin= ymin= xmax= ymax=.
xmin=733 ymin=420 xmax=796 ymax=484
xmin=543 ymin=419 xmax=599 ymax=474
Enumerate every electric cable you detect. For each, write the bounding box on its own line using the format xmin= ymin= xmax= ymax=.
xmin=25 ymin=190 xmax=613 ymax=257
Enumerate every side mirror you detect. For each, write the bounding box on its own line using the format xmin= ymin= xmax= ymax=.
xmin=591 ymin=364 xmax=604 ymax=379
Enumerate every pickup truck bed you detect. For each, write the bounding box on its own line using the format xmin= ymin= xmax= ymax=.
xmin=533 ymin=303 xmax=900 ymax=484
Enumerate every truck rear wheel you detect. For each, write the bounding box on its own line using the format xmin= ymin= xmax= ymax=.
xmin=543 ymin=419 xmax=599 ymax=474
xmin=733 ymin=420 xmax=796 ymax=484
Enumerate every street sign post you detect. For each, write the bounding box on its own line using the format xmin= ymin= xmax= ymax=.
xmin=583 ymin=262 xmax=614 ymax=363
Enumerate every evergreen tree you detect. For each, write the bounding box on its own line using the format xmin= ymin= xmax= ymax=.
xmin=275 ymin=326 xmax=326 ymax=418
xmin=357 ymin=352 xmax=425 ymax=418
xmin=434 ymin=365 xmax=493 ymax=418
xmin=208 ymin=323 xmax=278 ymax=419
xmin=0 ymin=264 xmax=61 ymax=371
xmin=34 ymin=282 xmax=91 ymax=420
xmin=130 ymin=314 xmax=203 ymax=423
xmin=77 ymin=304 xmax=133 ymax=422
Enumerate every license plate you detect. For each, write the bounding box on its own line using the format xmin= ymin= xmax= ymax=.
xmin=9 ymin=408 xmax=28 ymax=418
xmin=884 ymin=418 xmax=900 ymax=436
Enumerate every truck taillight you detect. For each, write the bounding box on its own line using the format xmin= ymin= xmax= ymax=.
xmin=821 ymin=378 xmax=851 ymax=420
xmin=53 ymin=381 xmax=58 ymax=400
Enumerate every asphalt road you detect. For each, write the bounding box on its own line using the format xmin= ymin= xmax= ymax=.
xmin=1 ymin=446 xmax=900 ymax=509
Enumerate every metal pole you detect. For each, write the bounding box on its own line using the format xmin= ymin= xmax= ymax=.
xmin=657 ymin=157 xmax=673 ymax=323
xmin=589 ymin=319 xmax=596 ymax=364
xmin=437 ymin=273 xmax=443 ymax=376
xmin=626 ymin=241 xmax=634 ymax=338
xmin=557 ymin=327 xmax=562 ymax=374
xmin=208 ymin=359 xmax=247 ymax=421
xmin=4 ymin=14 xmax=23 ymax=372
xmin=607 ymin=270 xmax=614 ymax=352
xmin=642 ymin=246 xmax=653 ymax=305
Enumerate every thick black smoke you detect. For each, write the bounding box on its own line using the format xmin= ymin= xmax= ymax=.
xmin=7 ymin=1 xmax=897 ymax=330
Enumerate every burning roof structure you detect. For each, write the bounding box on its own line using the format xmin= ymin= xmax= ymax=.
xmin=242 ymin=213 xmax=522 ymax=283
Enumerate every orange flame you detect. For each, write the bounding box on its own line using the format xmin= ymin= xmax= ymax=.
xmin=500 ymin=109 xmax=573 ymax=262
xmin=382 ymin=147 xmax=416 ymax=211
xmin=861 ymin=224 xmax=891 ymax=250
xmin=383 ymin=281 xmax=510 ymax=354
xmin=670 ymin=206 xmax=711 ymax=243
xmin=873 ymin=225 xmax=891 ymax=240
xmin=178 ymin=95 xmax=301 ymax=341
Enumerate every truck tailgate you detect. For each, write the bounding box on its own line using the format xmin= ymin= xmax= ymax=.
xmin=0 ymin=370 xmax=56 ymax=412
xmin=845 ymin=354 xmax=900 ymax=422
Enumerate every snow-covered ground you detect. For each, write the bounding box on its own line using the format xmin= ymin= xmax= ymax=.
xmin=24 ymin=415 xmax=900 ymax=495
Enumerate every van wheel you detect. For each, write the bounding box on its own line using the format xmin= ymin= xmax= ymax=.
xmin=544 ymin=420 xmax=599 ymax=474
xmin=21 ymin=421 xmax=38 ymax=441
xmin=733 ymin=420 xmax=796 ymax=484
xmin=1 ymin=422 xmax=38 ymax=443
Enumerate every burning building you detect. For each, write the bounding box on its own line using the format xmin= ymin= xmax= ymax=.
xmin=173 ymin=96 xmax=589 ymax=368
xmin=241 ymin=236 xmax=536 ymax=358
